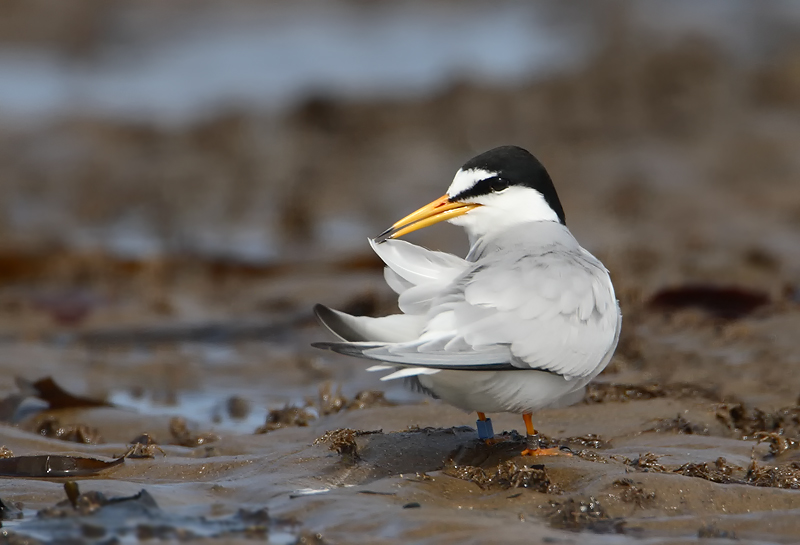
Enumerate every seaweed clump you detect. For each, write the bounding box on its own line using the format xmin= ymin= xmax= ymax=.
xmin=169 ymin=417 xmax=219 ymax=447
xmin=256 ymin=406 xmax=316 ymax=434
xmin=746 ymin=460 xmax=800 ymax=489
xmin=627 ymin=453 xmax=667 ymax=473
xmin=714 ymin=401 xmax=800 ymax=457
xmin=257 ymin=384 xmax=393 ymax=434
xmin=314 ymin=428 xmax=381 ymax=462
xmin=627 ymin=454 xmax=800 ymax=489
xmin=445 ymin=461 xmax=559 ymax=493
xmin=316 ymin=382 xmax=394 ymax=416
xmin=673 ymin=457 xmax=743 ymax=484
xmin=36 ymin=416 xmax=103 ymax=444
xmin=613 ymin=479 xmax=656 ymax=508
xmin=716 ymin=402 xmax=800 ymax=441
xmin=546 ymin=497 xmax=625 ymax=533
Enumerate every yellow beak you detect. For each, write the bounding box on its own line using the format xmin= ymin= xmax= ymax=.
xmin=374 ymin=194 xmax=480 ymax=243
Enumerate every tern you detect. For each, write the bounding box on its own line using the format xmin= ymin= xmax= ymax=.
xmin=313 ymin=146 xmax=621 ymax=455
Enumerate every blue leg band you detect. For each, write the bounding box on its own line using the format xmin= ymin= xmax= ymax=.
xmin=476 ymin=418 xmax=494 ymax=440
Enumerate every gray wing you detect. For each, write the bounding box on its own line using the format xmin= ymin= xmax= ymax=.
xmin=449 ymin=248 xmax=620 ymax=377
xmin=315 ymin=245 xmax=620 ymax=380
xmin=313 ymin=238 xmax=467 ymax=344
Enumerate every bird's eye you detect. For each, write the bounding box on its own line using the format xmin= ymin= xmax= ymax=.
xmin=489 ymin=177 xmax=509 ymax=192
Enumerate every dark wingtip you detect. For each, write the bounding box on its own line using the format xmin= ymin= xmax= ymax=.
xmin=312 ymin=303 xmax=327 ymax=320
xmin=313 ymin=303 xmax=338 ymax=329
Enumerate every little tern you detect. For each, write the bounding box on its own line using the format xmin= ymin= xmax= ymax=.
xmin=313 ymin=146 xmax=621 ymax=455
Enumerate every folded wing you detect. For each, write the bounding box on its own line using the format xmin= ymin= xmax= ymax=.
xmin=314 ymin=239 xmax=619 ymax=381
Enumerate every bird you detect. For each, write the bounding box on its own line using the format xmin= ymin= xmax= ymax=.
xmin=312 ymin=145 xmax=621 ymax=455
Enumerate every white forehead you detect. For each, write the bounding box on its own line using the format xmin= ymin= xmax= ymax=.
xmin=446 ymin=168 xmax=497 ymax=198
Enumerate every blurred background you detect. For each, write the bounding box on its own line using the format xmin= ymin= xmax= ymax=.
xmin=0 ymin=0 xmax=799 ymax=440
xmin=1 ymin=0 xmax=798 ymax=266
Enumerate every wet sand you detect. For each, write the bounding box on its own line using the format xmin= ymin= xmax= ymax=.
xmin=1 ymin=217 xmax=799 ymax=544
xmin=2 ymin=3 xmax=800 ymax=544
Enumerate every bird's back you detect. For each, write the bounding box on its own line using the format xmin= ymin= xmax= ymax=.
xmin=423 ymin=221 xmax=620 ymax=379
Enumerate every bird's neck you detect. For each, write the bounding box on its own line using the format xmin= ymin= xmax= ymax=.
xmin=465 ymin=221 xmax=576 ymax=262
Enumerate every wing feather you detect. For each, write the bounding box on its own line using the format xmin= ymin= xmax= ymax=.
xmin=368 ymin=238 xmax=466 ymax=286
xmin=315 ymin=227 xmax=620 ymax=381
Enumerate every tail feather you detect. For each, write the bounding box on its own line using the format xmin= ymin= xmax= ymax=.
xmin=311 ymin=341 xmax=441 ymax=381
xmin=313 ymin=304 xmax=422 ymax=343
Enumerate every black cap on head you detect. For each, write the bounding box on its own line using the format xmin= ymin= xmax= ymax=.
xmin=453 ymin=146 xmax=566 ymax=225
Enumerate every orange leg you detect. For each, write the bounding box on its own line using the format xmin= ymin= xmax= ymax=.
xmin=520 ymin=413 xmax=568 ymax=456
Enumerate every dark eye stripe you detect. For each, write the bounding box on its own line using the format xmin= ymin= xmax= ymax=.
xmin=450 ymin=176 xmax=510 ymax=201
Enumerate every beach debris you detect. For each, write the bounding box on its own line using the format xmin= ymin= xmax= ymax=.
xmin=256 ymin=406 xmax=316 ymax=434
xmin=560 ymin=434 xmax=607 ymax=449
xmin=746 ymin=460 xmax=800 ymax=489
xmin=123 ymin=433 xmax=166 ymax=458
xmin=226 ymin=395 xmax=251 ymax=419
xmin=346 ymin=390 xmax=394 ymax=411
xmin=628 ymin=453 xmax=667 ymax=473
xmin=445 ymin=460 xmax=558 ymax=493
xmin=257 ymin=384 xmax=394 ymax=434
xmin=546 ymin=497 xmax=625 ymax=533
xmin=619 ymin=453 xmax=800 ymax=490
xmin=316 ymin=383 xmax=348 ymax=416
xmin=169 ymin=417 xmax=219 ymax=447
xmin=673 ymin=457 xmax=743 ymax=484
xmin=36 ymin=416 xmax=103 ymax=444
xmin=314 ymin=428 xmax=381 ymax=462
xmin=19 ymin=377 xmax=111 ymax=411
xmin=573 ymin=450 xmax=609 ymax=463
xmin=715 ymin=402 xmax=800 ymax=439
xmin=0 ymin=454 xmax=124 ymax=478
xmin=316 ymin=382 xmax=394 ymax=416
xmin=754 ymin=432 xmax=799 ymax=456
xmin=613 ymin=479 xmax=656 ymax=508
